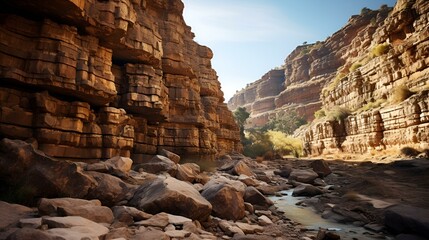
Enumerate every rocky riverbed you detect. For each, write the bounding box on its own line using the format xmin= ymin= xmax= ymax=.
xmin=1 ymin=138 xmax=429 ymax=239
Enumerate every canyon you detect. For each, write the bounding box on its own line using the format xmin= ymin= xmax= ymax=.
xmin=0 ymin=0 xmax=241 ymax=162
xmin=228 ymin=0 xmax=429 ymax=156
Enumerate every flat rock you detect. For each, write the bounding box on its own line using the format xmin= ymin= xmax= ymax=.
xmin=238 ymin=174 xmax=259 ymax=187
xmin=38 ymin=198 xmax=101 ymax=216
xmin=234 ymin=222 xmax=264 ymax=234
xmin=133 ymin=227 xmax=169 ymax=240
xmin=57 ymin=204 xmax=114 ymax=224
xmin=0 ymin=201 xmax=34 ymax=231
xmin=5 ymin=228 xmax=56 ymax=240
xmin=292 ymin=184 xmax=323 ymax=197
xmin=112 ymin=206 xmax=152 ymax=224
xmin=289 ymin=169 xmax=319 ymax=184
xmin=258 ymin=215 xmax=273 ymax=226
xmin=43 ymin=216 xmax=109 ymax=240
xmin=135 ymin=212 xmax=169 ymax=228
xmin=18 ymin=218 xmax=42 ymax=229
xmin=385 ymin=204 xmax=429 ymax=238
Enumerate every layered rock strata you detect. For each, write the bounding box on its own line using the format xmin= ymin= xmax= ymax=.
xmin=304 ymin=0 xmax=429 ymax=154
xmin=228 ymin=7 xmax=390 ymax=127
xmin=0 ymin=0 xmax=240 ymax=160
xmin=230 ymin=0 xmax=429 ymax=155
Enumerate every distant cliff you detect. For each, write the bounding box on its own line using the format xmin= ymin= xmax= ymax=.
xmin=229 ymin=0 xmax=429 ymax=155
xmin=0 ymin=0 xmax=241 ymax=160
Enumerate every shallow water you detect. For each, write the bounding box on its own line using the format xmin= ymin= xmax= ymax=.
xmin=270 ymin=189 xmax=393 ymax=240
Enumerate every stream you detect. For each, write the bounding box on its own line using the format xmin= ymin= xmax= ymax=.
xmin=269 ymin=189 xmax=393 ymax=240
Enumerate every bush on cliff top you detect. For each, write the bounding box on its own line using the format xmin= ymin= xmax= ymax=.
xmin=390 ymin=85 xmax=414 ymax=104
xmin=325 ymin=106 xmax=351 ymax=122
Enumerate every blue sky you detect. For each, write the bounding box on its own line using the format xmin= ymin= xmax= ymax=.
xmin=182 ymin=0 xmax=397 ymax=101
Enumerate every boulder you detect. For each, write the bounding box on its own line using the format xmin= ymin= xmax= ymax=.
xmin=218 ymin=220 xmax=244 ymax=236
xmin=289 ymin=169 xmax=319 ymax=184
xmin=38 ymin=198 xmax=113 ymax=223
xmin=19 ymin=218 xmax=42 ymax=229
xmin=129 ymin=177 xmax=212 ymax=221
xmin=243 ymin=186 xmax=273 ymax=208
xmin=292 ymin=184 xmax=323 ymax=197
xmin=105 ymin=156 xmax=133 ymax=173
xmin=86 ymin=171 xmax=136 ymax=206
xmin=238 ymin=174 xmax=259 ymax=187
xmin=310 ymin=160 xmax=332 ymax=178
xmin=273 ymin=165 xmax=293 ymax=178
xmin=205 ymin=175 xmax=246 ymax=196
xmin=0 ymin=201 xmax=34 ymax=231
xmin=219 ymin=160 xmax=254 ymax=177
xmin=134 ymin=155 xmax=177 ymax=175
xmin=176 ymin=163 xmax=201 ymax=183
xmin=385 ymin=205 xmax=429 ymax=238
xmin=112 ymin=206 xmax=152 ymax=225
xmin=0 ymin=139 xmax=95 ymax=200
xmin=43 ymin=216 xmax=109 ymax=240
xmin=133 ymin=228 xmax=169 ymax=240
xmin=258 ymin=215 xmax=273 ymax=226
xmin=159 ymin=149 xmax=181 ymax=164
xmin=201 ymin=183 xmax=245 ymax=220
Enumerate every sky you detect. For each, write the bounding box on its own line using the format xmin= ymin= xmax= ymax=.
xmin=182 ymin=0 xmax=397 ymax=101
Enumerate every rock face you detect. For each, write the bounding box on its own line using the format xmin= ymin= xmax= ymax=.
xmin=0 ymin=0 xmax=240 ymax=161
xmin=229 ymin=1 xmax=429 ymax=155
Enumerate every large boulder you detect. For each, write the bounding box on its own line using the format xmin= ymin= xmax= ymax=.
xmin=134 ymin=155 xmax=177 ymax=175
xmin=129 ymin=177 xmax=212 ymax=221
xmin=243 ymin=186 xmax=273 ymax=208
xmin=5 ymin=228 xmax=57 ymax=240
xmin=289 ymin=169 xmax=319 ymax=184
xmin=201 ymin=182 xmax=245 ymax=220
xmin=0 ymin=139 xmax=95 ymax=201
xmin=273 ymin=165 xmax=293 ymax=178
xmin=385 ymin=205 xmax=429 ymax=239
xmin=175 ymin=163 xmax=201 ymax=183
xmin=86 ymin=171 xmax=137 ymax=206
xmin=38 ymin=198 xmax=113 ymax=223
xmin=310 ymin=160 xmax=332 ymax=178
xmin=205 ymin=175 xmax=246 ymax=196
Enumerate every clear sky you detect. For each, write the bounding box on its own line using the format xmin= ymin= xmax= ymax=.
xmin=182 ymin=0 xmax=397 ymax=101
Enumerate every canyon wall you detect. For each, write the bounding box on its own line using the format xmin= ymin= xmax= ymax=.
xmin=0 ymin=0 xmax=241 ymax=161
xmin=229 ymin=0 xmax=429 ymax=155
xmin=228 ymin=7 xmax=390 ymax=127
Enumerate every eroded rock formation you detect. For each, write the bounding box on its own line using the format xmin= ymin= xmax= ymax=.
xmin=229 ymin=0 xmax=429 ymax=155
xmin=0 ymin=0 xmax=241 ymax=160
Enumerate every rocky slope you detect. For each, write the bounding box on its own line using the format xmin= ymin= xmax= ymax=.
xmin=229 ymin=0 xmax=429 ymax=155
xmin=0 ymin=0 xmax=241 ymax=161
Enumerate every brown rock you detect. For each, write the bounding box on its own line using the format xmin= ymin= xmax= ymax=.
xmin=292 ymin=184 xmax=324 ymax=197
xmin=0 ymin=201 xmax=34 ymax=231
xmin=289 ymin=169 xmax=319 ymax=184
xmin=5 ymin=228 xmax=56 ymax=240
xmin=129 ymin=177 xmax=212 ymax=221
xmin=201 ymin=183 xmax=245 ymax=220
xmin=159 ymin=149 xmax=181 ymax=164
xmin=243 ymin=186 xmax=273 ymax=208
xmin=310 ymin=160 xmax=332 ymax=177
xmin=105 ymin=156 xmax=133 ymax=173
xmin=176 ymin=163 xmax=201 ymax=183
xmin=38 ymin=198 xmax=101 ymax=216
xmin=134 ymin=155 xmax=177 ymax=175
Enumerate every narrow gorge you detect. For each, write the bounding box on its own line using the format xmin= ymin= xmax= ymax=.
xmin=228 ymin=0 xmax=429 ymax=156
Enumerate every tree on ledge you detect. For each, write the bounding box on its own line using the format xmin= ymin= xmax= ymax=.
xmin=233 ymin=107 xmax=250 ymax=143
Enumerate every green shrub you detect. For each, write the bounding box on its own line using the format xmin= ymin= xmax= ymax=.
xmin=349 ymin=62 xmax=363 ymax=72
xmin=371 ymin=43 xmax=390 ymax=57
xmin=314 ymin=108 xmax=326 ymax=119
xmin=243 ymin=142 xmax=273 ymax=158
xmin=390 ymin=85 xmax=414 ymax=104
xmin=267 ymin=130 xmax=303 ymax=158
xmin=261 ymin=110 xmax=306 ymax=135
xmin=322 ymin=72 xmax=347 ymax=96
xmin=325 ymin=106 xmax=351 ymax=122
xmin=357 ymin=99 xmax=386 ymax=112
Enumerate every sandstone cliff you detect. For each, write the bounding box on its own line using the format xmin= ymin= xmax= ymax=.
xmin=0 ymin=0 xmax=241 ymax=161
xmin=229 ymin=0 xmax=429 ymax=155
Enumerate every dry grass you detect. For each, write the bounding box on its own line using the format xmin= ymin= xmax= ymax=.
xmin=389 ymin=85 xmax=414 ymax=104
xmin=349 ymin=62 xmax=363 ymax=72
xmin=371 ymin=43 xmax=390 ymax=57
xmin=356 ymin=99 xmax=386 ymax=112
xmin=322 ymin=73 xmax=347 ymax=97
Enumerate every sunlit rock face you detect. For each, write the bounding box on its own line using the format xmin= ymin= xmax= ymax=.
xmin=229 ymin=0 xmax=429 ymax=155
xmin=0 ymin=0 xmax=241 ymax=160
